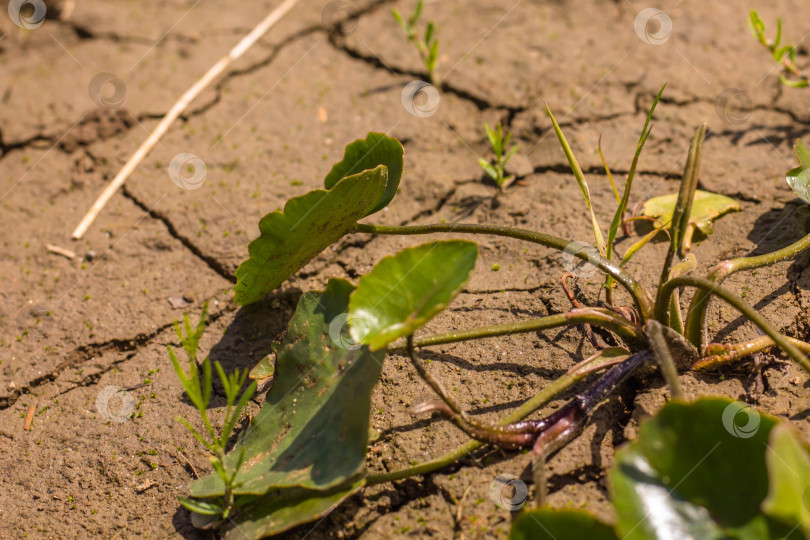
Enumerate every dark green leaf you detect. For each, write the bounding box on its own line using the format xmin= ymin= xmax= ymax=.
xmin=510 ymin=509 xmax=618 ymax=540
xmin=323 ymin=132 xmax=404 ymax=216
xmin=191 ymin=279 xmax=385 ymax=496
xmin=234 ymin=167 xmax=387 ymax=305
xmin=222 ymin=478 xmax=364 ymax=540
xmin=610 ymin=398 xmax=803 ymax=539
xmin=611 ymin=445 xmax=726 ymax=540
xmin=349 ymin=241 xmax=478 ymax=351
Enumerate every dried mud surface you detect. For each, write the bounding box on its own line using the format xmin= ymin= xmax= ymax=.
xmin=1 ymin=0 xmax=809 ymax=538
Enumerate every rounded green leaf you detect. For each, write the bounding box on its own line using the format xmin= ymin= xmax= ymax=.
xmin=234 ymin=167 xmax=387 ymax=305
xmin=349 ymin=240 xmax=478 ymax=351
xmin=610 ymin=398 xmax=804 ymax=539
xmin=510 ymin=509 xmax=618 ymax=540
xmin=787 ymin=140 xmax=810 ymax=203
xmin=642 ymin=190 xmax=739 ymax=235
xmin=324 ymin=132 xmax=404 ymax=215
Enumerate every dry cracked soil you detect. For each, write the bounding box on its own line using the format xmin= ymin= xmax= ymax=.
xmin=1 ymin=0 xmax=810 ymax=538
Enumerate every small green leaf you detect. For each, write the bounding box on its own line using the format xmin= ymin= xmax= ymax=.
xmin=788 ymin=140 xmax=810 ymax=203
xmin=545 ymin=103 xmax=606 ymax=255
xmin=323 ymin=132 xmax=404 ymax=216
xmin=510 ymin=509 xmax=618 ymax=540
xmin=762 ymin=424 xmax=810 ymax=533
xmin=234 ymin=167 xmax=387 ymax=305
xmin=424 ymin=21 xmax=434 ymax=46
xmin=179 ymin=497 xmax=223 ymax=516
xmin=248 ymin=355 xmax=274 ymax=383
xmin=192 ymin=279 xmax=385 ymax=497
xmin=349 ymin=241 xmax=478 ymax=351
xmin=642 ymin=189 xmax=739 ymax=235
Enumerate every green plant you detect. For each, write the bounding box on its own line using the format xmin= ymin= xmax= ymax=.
xmin=748 ymin=10 xmax=808 ymax=88
xmin=511 ymin=398 xmax=810 ymax=539
xmin=168 ymin=303 xmax=257 ymax=522
xmin=392 ymin=0 xmax=440 ymax=86
xmin=479 ymin=121 xmax=520 ymax=190
xmin=177 ymin=93 xmax=810 ymax=538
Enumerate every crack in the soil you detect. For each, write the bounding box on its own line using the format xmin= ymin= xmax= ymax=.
xmin=121 ymin=185 xmax=237 ymax=284
xmin=327 ymin=32 xmax=527 ymax=115
xmin=0 ymin=296 xmax=237 ymax=410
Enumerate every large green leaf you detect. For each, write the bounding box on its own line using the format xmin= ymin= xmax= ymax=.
xmin=510 ymin=509 xmax=618 ymax=540
xmin=611 ymin=445 xmax=728 ymax=540
xmin=191 ymin=279 xmax=385 ymax=497
xmin=762 ymin=424 xmax=810 ymax=534
xmin=220 ymin=478 xmax=365 ymax=540
xmin=642 ymin=190 xmax=739 ymax=235
xmin=610 ymin=398 xmax=802 ymax=540
xmin=787 ymin=139 xmax=810 ymax=203
xmin=324 ymin=132 xmax=404 ymax=215
xmin=234 ymin=168 xmax=387 ymax=305
xmin=348 ymin=241 xmax=478 ymax=351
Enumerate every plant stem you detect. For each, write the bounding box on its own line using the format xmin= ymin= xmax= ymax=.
xmin=694 ymin=334 xmax=810 ymax=370
xmin=684 ymin=231 xmax=810 ymax=349
xmin=407 ymin=336 xmax=463 ymax=414
xmin=389 ymin=308 xmax=642 ymax=350
xmin=645 ymin=321 xmax=684 ymax=400
xmin=354 ymin=222 xmax=653 ymax=319
xmin=365 ymin=350 xmax=618 ymax=485
xmin=656 ymin=124 xmax=705 ymax=313
xmin=658 ymin=276 xmax=810 ymax=373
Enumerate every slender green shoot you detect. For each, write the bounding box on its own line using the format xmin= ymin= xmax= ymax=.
xmin=169 ymin=303 xmax=257 ymax=519
xmin=479 ymin=121 xmax=520 ymax=190
xmin=748 ymin=11 xmax=808 ymax=88
xmin=655 ymin=123 xmax=705 ymax=313
xmin=545 ymin=102 xmax=606 ymax=256
xmin=604 ymin=85 xmax=665 ymax=303
xmin=392 ymin=0 xmax=441 ymax=87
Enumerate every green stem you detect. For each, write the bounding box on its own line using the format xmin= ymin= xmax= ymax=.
xmin=656 ymin=124 xmax=705 ymax=311
xmin=389 ymin=309 xmax=642 ymax=350
xmin=695 ymin=334 xmax=810 ymax=370
xmin=645 ymin=321 xmax=685 ymax=400
xmin=658 ymin=276 xmax=810 ymax=373
xmin=407 ymin=335 xmax=463 ymax=414
xmin=354 ymin=222 xmax=653 ymax=319
xmin=684 ymin=231 xmax=810 ymax=349
xmin=365 ymin=351 xmax=615 ymax=485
